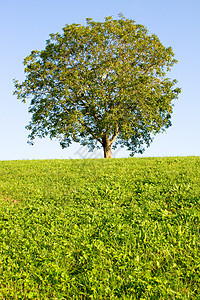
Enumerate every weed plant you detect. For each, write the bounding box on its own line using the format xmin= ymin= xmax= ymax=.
xmin=0 ymin=157 xmax=199 ymax=299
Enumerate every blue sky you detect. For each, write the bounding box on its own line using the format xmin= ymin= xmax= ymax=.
xmin=0 ymin=0 xmax=199 ymax=160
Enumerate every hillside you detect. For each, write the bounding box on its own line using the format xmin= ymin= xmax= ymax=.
xmin=0 ymin=157 xmax=200 ymax=299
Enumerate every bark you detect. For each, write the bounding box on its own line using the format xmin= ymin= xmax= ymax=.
xmin=103 ymin=144 xmax=112 ymax=158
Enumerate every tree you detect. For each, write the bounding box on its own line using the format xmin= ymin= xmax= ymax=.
xmin=14 ymin=15 xmax=181 ymax=158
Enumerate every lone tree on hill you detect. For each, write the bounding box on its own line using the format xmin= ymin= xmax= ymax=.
xmin=14 ymin=15 xmax=181 ymax=158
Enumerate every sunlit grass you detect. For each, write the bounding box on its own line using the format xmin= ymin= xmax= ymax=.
xmin=0 ymin=157 xmax=199 ymax=299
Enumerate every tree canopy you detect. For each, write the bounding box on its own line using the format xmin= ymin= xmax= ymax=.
xmin=14 ymin=15 xmax=181 ymax=158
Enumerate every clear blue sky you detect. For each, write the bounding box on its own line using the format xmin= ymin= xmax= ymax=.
xmin=0 ymin=0 xmax=199 ymax=160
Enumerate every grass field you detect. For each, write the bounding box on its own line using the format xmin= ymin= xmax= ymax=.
xmin=0 ymin=157 xmax=199 ymax=299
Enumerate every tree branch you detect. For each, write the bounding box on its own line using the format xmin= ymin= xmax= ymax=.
xmin=80 ymin=121 xmax=103 ymax=145
xmin=109 ymin=126 xmax=120 ymax=144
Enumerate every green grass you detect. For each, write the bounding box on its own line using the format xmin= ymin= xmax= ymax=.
xmin=0 ymin=157 xmax=199 ymax=299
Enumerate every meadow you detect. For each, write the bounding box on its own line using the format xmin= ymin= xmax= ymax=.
xmin=0 ymin=157 xmax=199 ymax=299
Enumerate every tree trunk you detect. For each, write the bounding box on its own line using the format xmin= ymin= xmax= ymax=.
xmin=103 ymin=144 xmax=112 ymax=158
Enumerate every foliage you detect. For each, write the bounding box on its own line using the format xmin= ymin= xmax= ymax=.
xmin=13 ymin=15 xmax=181 ymax=157
xmin=0 ymin=157 xmax=199 ymax=299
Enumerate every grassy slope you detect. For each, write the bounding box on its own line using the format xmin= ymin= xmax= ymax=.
xmin=0 ymin=157 xmax=199 ymax=299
